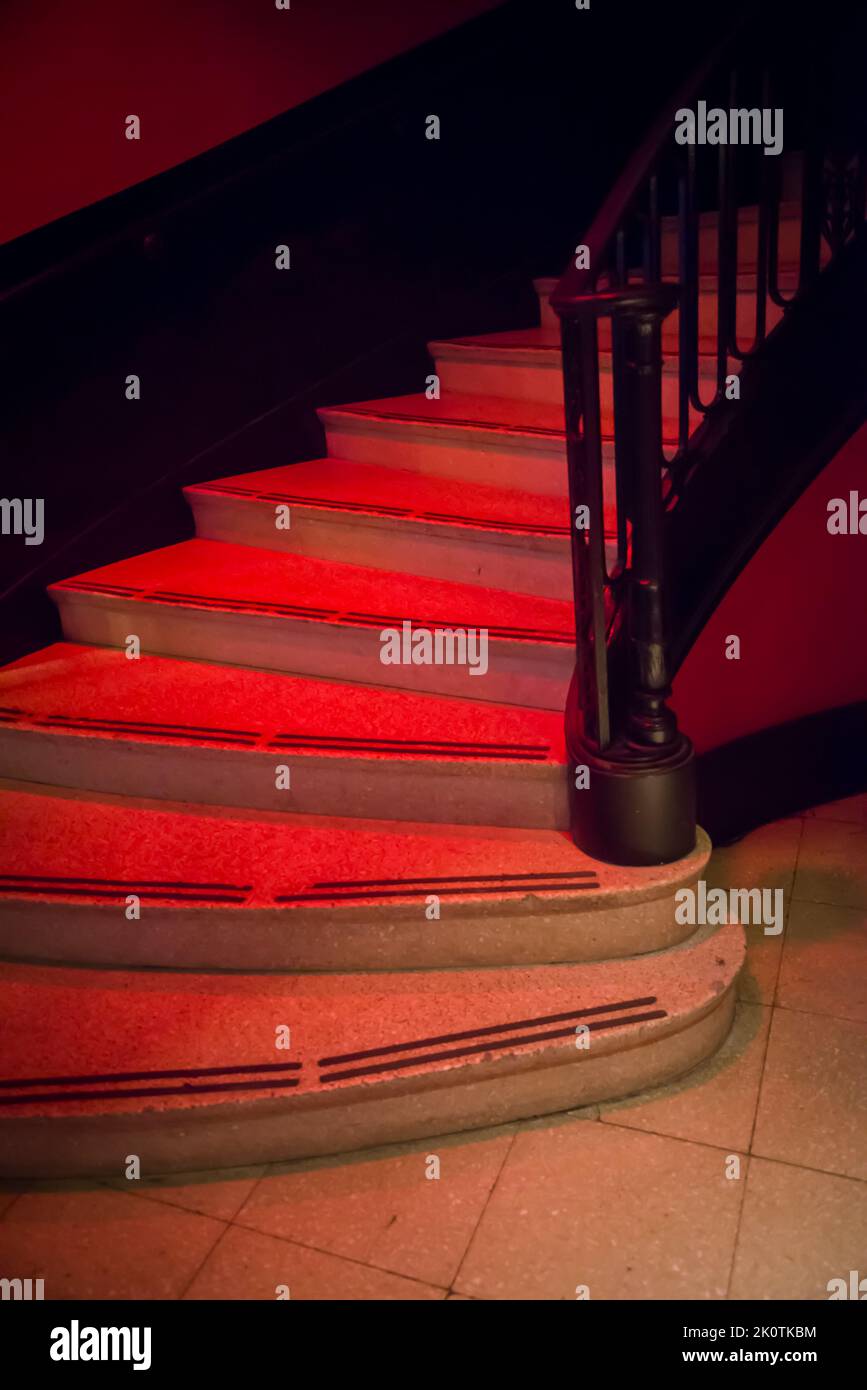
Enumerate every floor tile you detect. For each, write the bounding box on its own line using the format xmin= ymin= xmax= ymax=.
xmin=235 ymin=1127 xmax=513 ymax=1289
xmin=706 ymin=819 xmax=801 ymax=1003
xmin=0 ymin=1187 xmax=225 ymax=1299
xmin=729 ymin=1156 xmax=867 ymax=1299
xmin=777 ymin=900 xmax=867 ymax=1023
xmin=183 ymin=1223 xmax=445 ymax=1300
xmin=752 ymin=1007 xmax=867 ymax=1180
xmin=454 ymin=1119 xmax=742 ymax=1300
xmin=598 ymin=1002 xmax=770 ymax=1151
xmin=794 ymin=819 xmax=867 ymax=911
xmin=102 ymin=1165 xmax=266 ymax=1223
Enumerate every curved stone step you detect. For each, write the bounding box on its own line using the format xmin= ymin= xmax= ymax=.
xmin=0 ymin=921 xmax=743 ymax=1178
xmin=185 ymin=457 xmax=606 ymax=600
xmin=0 ymin=785 xmax=711 ymax=971
xmin=0 ymin=643 xmax=569 ymax=828
xmin=49 ymin=539 xmax=576 ymax=709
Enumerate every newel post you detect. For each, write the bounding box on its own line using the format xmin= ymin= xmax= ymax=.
xmin=555 ymin=284 xmax=696 ymax=867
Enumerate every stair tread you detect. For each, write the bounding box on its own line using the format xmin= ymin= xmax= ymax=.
xmin=187 ymin=456 xmax=586 ymax=538
xmin=320 ymin=387 xmax=682 ymax=445
xmin=0 ymin=785 xmax=695 ymax=911
xmin=0 ymin=919 xmax=742 ymax=1117
xmin=431 ymin=325 xmax=717 ymax=370
xmin=320 ymin=390 xmax=567 ymax=437
xmin=50 ymin=538 xmax=575 ymax=643
xmin=0 ymin=642 xmax=566 ymax=762
xmin=430 ymin=327 xmax=561 ymax=356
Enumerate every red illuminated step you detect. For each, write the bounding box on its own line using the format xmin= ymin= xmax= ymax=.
xmin=0 ymin=643 xmax=568 ymax=828
xmin=0 ymin=918 xmax=742 ymax=1177
xmin=49 ymin=539 xmax=576 ymax=708
xmin=185 ymin=457 xmax=610 ymax=600
xmin=429 ymin=326 xmax=717 ymax=424
xmin=318 ymin=387 xmax=684 ymax=496
xmin=318 ymin=390 xmax=575 ymax=495
xmin=0 ymin=785 xmax=711 ymax=973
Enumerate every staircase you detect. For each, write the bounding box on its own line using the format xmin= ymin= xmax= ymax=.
xmin=2 ymin=0 xmax=864 ymax=1179
xmin=0 ymin=264 xmax=745 ymax=1179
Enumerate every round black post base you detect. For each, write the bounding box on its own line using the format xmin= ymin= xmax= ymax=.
xmin=568 ymin=734 xmax=697 ymax=866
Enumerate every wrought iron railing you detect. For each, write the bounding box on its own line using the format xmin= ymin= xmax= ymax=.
xmin=550 ymin=1 xmax=866 ymax=865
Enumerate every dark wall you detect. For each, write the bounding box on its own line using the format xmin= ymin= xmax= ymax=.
xmin=0 ymin=0 xmax=502 ymax=246
xmin=0 ymin=0 xmax=722 ymax=665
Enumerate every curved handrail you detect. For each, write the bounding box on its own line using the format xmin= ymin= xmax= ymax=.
xmin=550 ymin=11 xmax=747 ymax=314
xmin=551 ymin=0 xmax=866 ymax=864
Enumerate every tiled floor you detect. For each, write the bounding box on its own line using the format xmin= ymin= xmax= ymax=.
xmin=1 ymin=796 xmax=865 ymax=1300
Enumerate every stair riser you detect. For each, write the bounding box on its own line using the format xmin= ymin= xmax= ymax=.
xmin=188 ymin=491 xmax=576 ymax=600
xmin=53 ymin=592 xmax=575 ymax=710
xmin=0 ymin=989 xmax=736 ymax=1178
xmin=0 ymin=885 xmax=704 ymax=971
xmin=435 ymin=353 xmax=710 ymax=425
xmin=322 ymin=415 xmax=572 ymax=496
xmin=658 ymin=212 xmax=802 ymax=277
xmin=537 ymin=283 xmax=786 ymax=348
xmin=0 ymin=728 xmax=569 ymax=830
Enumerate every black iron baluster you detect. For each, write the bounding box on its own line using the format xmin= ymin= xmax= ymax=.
xmin=560 ymin=310 xmax=610 ymax=752
xmin=647 ymin=173 xmax=661 ymax=284
xmin=752 ymin=70 xmax=772 ymax=350
xmin=799 ymin=64 xmax=825 ymax=292
xmin=676 ymin=169 xmax=692 ymax=458
xmin=617 ymin=292 xmax=680 ymax=750
xmin=610 ymin=310 xmax=634 ymax=575
xmin=716 ymin=70 xmax=739 ymax=395
xmin=731 ymin=69 xmax=771 ymax=359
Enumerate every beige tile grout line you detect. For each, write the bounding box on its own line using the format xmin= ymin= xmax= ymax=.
xmin=176 ymin=1220 xmax=235 ymax=1301
xmin=446 ymin=1124 xmax=520 ymax=1297
xmin=771 ymin=999 xmax=867 ymax=1028
xmin=723 ymin=814 xmax=807 ymax=1298
xmin=179 ymin=1218 xmax=451 ymax=1298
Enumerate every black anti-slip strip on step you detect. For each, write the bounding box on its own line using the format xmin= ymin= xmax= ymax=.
xmin=312 ymin=871 xmax=597 ymax=888
xmin=0 ymin=874 xmax=251 ymax=904
xmin=276 ymin=880 xmax=599 ymax=904
xmin=203 ymin=486 xmax=412 ymax=518
xmin=199 ymin=483 xmax=570 ymax=537
xmin=319 ymin=997 xmax=659 ymax=1066
xmin=0 ymin=1060 xmax=302 ymax=1090
xmin=330 ymin=407 xmax=564 ymax=438
xmin=268 ymin=734 xmax=550 ymax=754
xmin=53 ymin=580 xmax=573 ymax=643
xmin=35 ymin=714 xmax=260 ymax=745
xmin=341 ymin=611 xmax=573 ymax=643
xmin=152 ymin=591 xmax=336 ymax=620
xmin=0 ymin=888 xmax=249 ymax=903
xmin=420 ymin=512 xmax=568 ymax=536
xmin=320 ymin=1009 xmax=668 ymax=1083
xmin=0 ymin=1078 xmax=301 ymax=1107
xmin=267 ymin=739 xmax=552 ymax=762
xmin=0 ymin=875 xmax=250 ymax=890
xmin=58 ymin=580 xmax=138 ymax=596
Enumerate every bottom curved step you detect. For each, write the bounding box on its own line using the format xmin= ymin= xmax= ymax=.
xmin=0 ymin=922 xmax=743 ymax=1177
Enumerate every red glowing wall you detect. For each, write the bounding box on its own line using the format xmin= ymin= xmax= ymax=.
xmin=672 ymin=421 xmax=867 ymax=752
xmin=0 ymin=0 xmax=500 ymax=246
